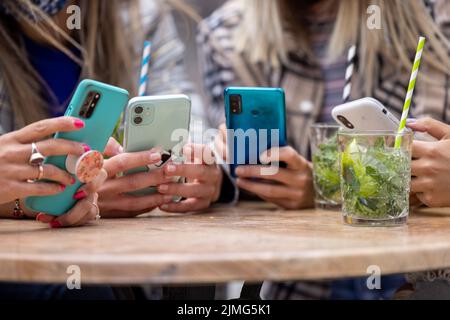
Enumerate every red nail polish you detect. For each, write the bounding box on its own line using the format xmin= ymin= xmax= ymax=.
xmin=49 ymin=221 xmax=62 ymax=228
xmin=74 ymin=119 xmax=85 ymax=128
xmin=73 ymin=190 xmax=87 ymax=200
xmin=36 ymin=213 xmax=45 ymax=222
xmin=70 ymin=177 xmax=76 ymax=185
xmin=82 ymin=144 xmax=91 ymax=153
xmin=60 ymin=185 xmax=66 ymax=191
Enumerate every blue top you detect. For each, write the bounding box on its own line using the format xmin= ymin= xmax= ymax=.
xmin=24 ymin=36 xmax=81 ymax=117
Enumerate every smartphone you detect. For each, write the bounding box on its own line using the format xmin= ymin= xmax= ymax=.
xmin=123 ymin=95 xmax=191 ymax=196
xmin=224 ymin=87 xmax=287 ymax=177
xmin=332 ymin=97 xmax=436 ymax=141
xmin=26 ymin=79 xmax=129 ymax=215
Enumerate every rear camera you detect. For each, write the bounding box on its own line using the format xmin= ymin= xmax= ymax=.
xmin=134 ymin=116 xmax=143 ymax=125
xmin=134 ymin=106 xmax=144 ymax=114
xmin=337 ymin=115 xmax=355 ymax=129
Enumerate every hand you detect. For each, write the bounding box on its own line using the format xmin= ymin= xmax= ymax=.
xmin=98 ymin=148 xmax=174 ymax=217
xmin=235 ymin=146 xmax=315 ymax=210
xmin=36 ymin=169 xmax=108 ymax=227
xmin=0 ymin=117 xmax=88 ymax=205
xmin=157 ymin=144 xmax=223 ymax=213
xmin=408 ymin=118 xmax=450 ymax=207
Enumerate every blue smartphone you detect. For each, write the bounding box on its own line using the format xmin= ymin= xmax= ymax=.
xmin=26 ymin=79 xmax=129 ymax=215
xmin=224 ymin=87 xmax=287 ymax=177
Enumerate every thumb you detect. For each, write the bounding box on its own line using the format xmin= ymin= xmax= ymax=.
xmin=407 ymin=118 xmax=450 ymax=140
xmin=103 ymin=137 xmax=123 ymax=158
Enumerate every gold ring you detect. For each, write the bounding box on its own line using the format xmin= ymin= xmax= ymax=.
xmin=36 ymin=164 xmax=44 ymax=180
xmin=29 ymin=142 xmax=45 ymax=166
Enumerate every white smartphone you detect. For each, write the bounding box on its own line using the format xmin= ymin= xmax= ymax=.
xmin=332 ymin=97 xmax=436 ymax=141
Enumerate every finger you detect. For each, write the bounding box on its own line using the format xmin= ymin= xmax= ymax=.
xmin=164 ymin=163 xmax=220 ymax=182
xmin=410 ymin=177 xmax=432 ymax=193
xmin=158 ymin=182 xmax=215 ymax=199
xmin=14 ymin=139 xmax=88 ymax=163
xmin=77 ymin=169 xmax=108 ymax=194
xmin=260 ymin=146 xmax=308 ymax=170
xmin=103 ymin=150 xmax=162 ymax=177
xmin=407 ymin=117 xmax=450 ymax=140
xmin=50 ymin=194 xmax=96 ymax=228
xmin=411 ymin=159 xmax=432 ymax=177
xmin=99 ymin=169 xmax=170 ymax=194
xmin=104 ymin=137 xmax=123 ymax=158
xmin=235 ymin=165 xmax=306 ymax=185
xmin=36 ymin=212 xmax=56 ymax=223
xmin=412 ymin=141 xmax=435 ymax=159
xmin=159 ymin=198 xmax=210 ymax=213
xmin=98 ymin=194 xmax=173 ymax=213
xmin=236 ymin=178 xmax=302 ymax=199
xmin=13 ymin=117 xmax=85 ymax=144
xmin=14 ymin=182 xmax=66 ymax=199
xmin=19 ymin=164 xmax=76 ymax=186
xmin=259 ymin=195 xmax=299 ymax=210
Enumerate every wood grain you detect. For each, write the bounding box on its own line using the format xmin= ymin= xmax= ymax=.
xmin=1 ymin=203 xmax=450 ymax=284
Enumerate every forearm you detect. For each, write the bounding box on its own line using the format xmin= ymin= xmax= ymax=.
xmin=0 ymin=200 xmax=36 ymax=219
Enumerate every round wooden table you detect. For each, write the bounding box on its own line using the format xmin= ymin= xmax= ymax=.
xmin=1 ymin=203 xmax=450 ymax=284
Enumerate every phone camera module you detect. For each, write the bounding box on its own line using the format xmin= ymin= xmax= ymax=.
xmin=337 ymin=115 xmax=355 ymax=129
xmin=230 ymin=94 xmax=242 ymax=114
xmin=134 ymin=106 xmax=144 ymax=114
xmin=134 ymin=116 xmax=143 ymax=125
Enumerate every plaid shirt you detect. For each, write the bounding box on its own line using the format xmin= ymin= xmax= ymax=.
xmin=198 ymin=0 xmax=450 ymax=299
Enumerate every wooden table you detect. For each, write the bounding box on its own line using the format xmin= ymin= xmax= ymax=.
xmin=1 ymin=203 xmax=450 ymax=285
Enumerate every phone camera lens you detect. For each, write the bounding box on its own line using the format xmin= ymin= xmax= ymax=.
xmin=337 ymin=115 xmax=355 ymax=129
xmin=135 ymin=106 xmax=144 ymax=114
xmin=134 ymin=116 xmax=143 ymax=125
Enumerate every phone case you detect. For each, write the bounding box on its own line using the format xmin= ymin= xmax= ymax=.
xmin=25 ymin=79 xmax=129 ymax=215
xmin=224 ymin=87 xmax=287 ymax=176
xmin=123 ymin=95 xmax=191 ymax=196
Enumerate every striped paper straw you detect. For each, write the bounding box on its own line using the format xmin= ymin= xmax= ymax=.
xmin=342 ymin=45 xmax=356 ymax=104
xmin=395 ymin=36 xmax=426 ymax=148
xmin=138 ymin=41 xmax=152 ymax=96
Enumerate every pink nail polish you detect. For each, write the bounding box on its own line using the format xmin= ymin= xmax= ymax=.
xmin=82 ymin=144 xmax=91 ymax=153
xmin=74 ymin=119 xmax=85 ymax=128
xmin=49 ymin=221 xmax=62 ymax=228
xmin=73 ymin=190 xmax=87 ymax=200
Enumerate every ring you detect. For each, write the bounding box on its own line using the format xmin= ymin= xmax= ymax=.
xmin=29 ymin=142 xmax=45 ymax=166
xmin=92 ymin=203 xmax=101 ymax=220
xmin=36 ymin=164 xmax=44 ymax=180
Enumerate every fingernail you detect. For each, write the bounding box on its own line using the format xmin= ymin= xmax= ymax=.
xmin=163 ymin=195 xmax=173 ymax=202
xmin=36 ymin=213 xmax=45 ymax=222
xmin=166 ymin=165 xmax=176 ymax=173
xmin=150 ymin=152 xmax=161 ymax=161
xmin=70 ymin=177 xmax=76 ymax=185
xmin=49 ymin=221 xmax=62 ymax=228
xmin=74 ymin=119 xmax=85 ymax=128
xmin=159 ymin=184 xmax=169 ymax=192
xmin=235 ymin=167 xmax=243 ymax=175
xmin=406 ymin=118 xmax=417 ymax=124
xmin=82 ymin=144 xmax=91 ymax=152
xmin=160 ymin=204 xmax=169 ymax=210
xmin=60 ymin=184 xmax=66 ymax=191
xmin=73 ymin=190 xmax=87 ymax=200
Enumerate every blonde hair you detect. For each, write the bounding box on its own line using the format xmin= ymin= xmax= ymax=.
xmin=236 ymin=0 xmax=450 ymax=94
xmin=0 ymin=0 xmax=196 ymax=129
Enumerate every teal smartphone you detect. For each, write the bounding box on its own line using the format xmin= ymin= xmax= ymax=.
xmin=26 ymin=79 xmax=129 ymax=215
xmin=224 ymin=87 xmax=287 ymax=177
xmin=123 ymin=95 xmax=191 ymax=196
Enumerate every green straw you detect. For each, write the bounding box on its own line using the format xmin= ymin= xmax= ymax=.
xmin=395 ymin=36 xmax=426 ymax=148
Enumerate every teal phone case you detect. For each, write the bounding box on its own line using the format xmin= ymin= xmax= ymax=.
xmin=123 ymin=95 xmax=191 ymax=196
xmin=224 ymin=87 xmax=287 ymax=177
xmin=25 ymin=79 xmax=129 ymax=215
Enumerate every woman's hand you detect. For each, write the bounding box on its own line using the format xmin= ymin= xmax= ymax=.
xmin=408 ymin=118 xmax=450 ymax=207
xmin=235 ymin=146 xmax=315 ymax=210
xmin=97 ymin=147 xmax=174 ymax=218
xmin=157 ymin=144 xmax=223 ymax=213
xmin=0 ymin=117 xmax=88 ymax=206
xmin=36 ymin=169 xmax=108 ymax=227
